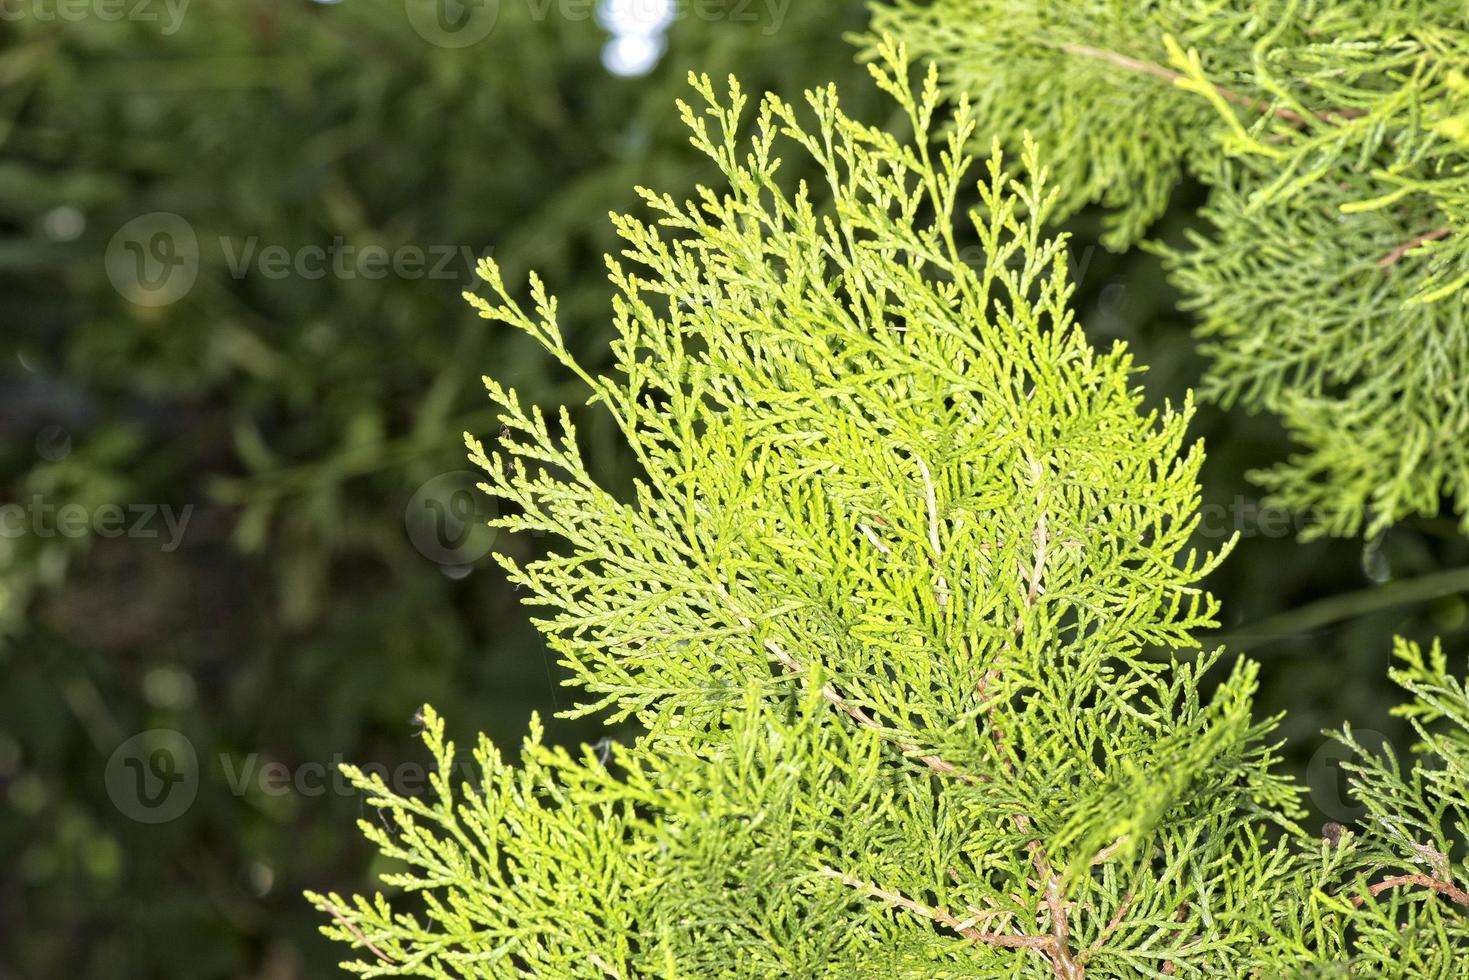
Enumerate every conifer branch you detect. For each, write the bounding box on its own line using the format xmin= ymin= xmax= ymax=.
xmin=1089 ymin=837 xmax=1130 ymax=866
xmin=857 ymin=522 xmax=892 ymax=555
xmin=1031 ymin=844 xmax=1084 ymax=978
xmin=1056 ymin=41 xmax=1294 ymax=122
xmin=915 ymin=454 xmax=950 ymax=608
xmin=1026 ymin=513 xmax=1049 ymax=608
xmin=588 ymin=954 xmax=621 ymax=978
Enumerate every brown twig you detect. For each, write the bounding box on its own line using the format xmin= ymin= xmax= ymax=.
xmin=1032 ymin=846 xmax=1085 ymax=979
xmin=1378 ymin=226 xmax=1452 ymax=267
xmin=1080 ymin=893 xmax=1135 ymax=963
xmin=716 ymin=582 xmax=974 ymax=781
xmin=1352 ymin=873 xmax=1469 ymax=909
xmin=916 ymin=455 xmax=949 ymax=608
xmin=857 ymin=522 xmax=892 ymax=555
xmin=976 ymin=666 xmax=1012 ymax=765
xmin=1057 ymin=42 xmax=1183 ymax=87
xmin=1090 ymin=836 xmax=1130 ymax=866
xmin=819 ymin=867 xmax=1051 ymax=949
xmin=1057 ymin=41 xmax=1365 ymax=128
xmin=318 ymin=900 xmax=395 ymax=965
xmin=1160 ymin=903 xmax=1192 ymax=975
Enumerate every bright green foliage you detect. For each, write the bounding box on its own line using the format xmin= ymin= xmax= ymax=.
xmin=867 ymin=1 xmax=1469 ymax=539
xmin=312 ymin=47 xmax=1469 ymax=978
xmin=1319 ymin=638 xmax=1469 ymax=974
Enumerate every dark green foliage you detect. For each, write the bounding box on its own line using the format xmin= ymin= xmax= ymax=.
xmin=0 ymin=4 xmax=880 ymax=977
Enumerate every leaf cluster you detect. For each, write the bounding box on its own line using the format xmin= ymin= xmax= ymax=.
xmin=315 ymin=48 xmax=1469 ymax=976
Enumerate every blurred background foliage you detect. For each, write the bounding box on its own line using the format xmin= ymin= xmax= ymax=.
xmin=0 ymin=2 xmax=1465 ymax=978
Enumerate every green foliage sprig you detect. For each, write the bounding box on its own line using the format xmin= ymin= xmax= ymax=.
xmin=1320 ymin=638 xmax=1469 ymax=974
xmin=868 ymin=1 xmax=1469 ymax=538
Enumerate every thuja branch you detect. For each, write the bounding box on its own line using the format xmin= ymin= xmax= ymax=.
xmin=1032 ymin=845 xmax=1084 ymax=979
xmin=311 ymin=47 xmax=1469 ymax=978
xmin=1080 ymin=894 xmax=1135 ymax=964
